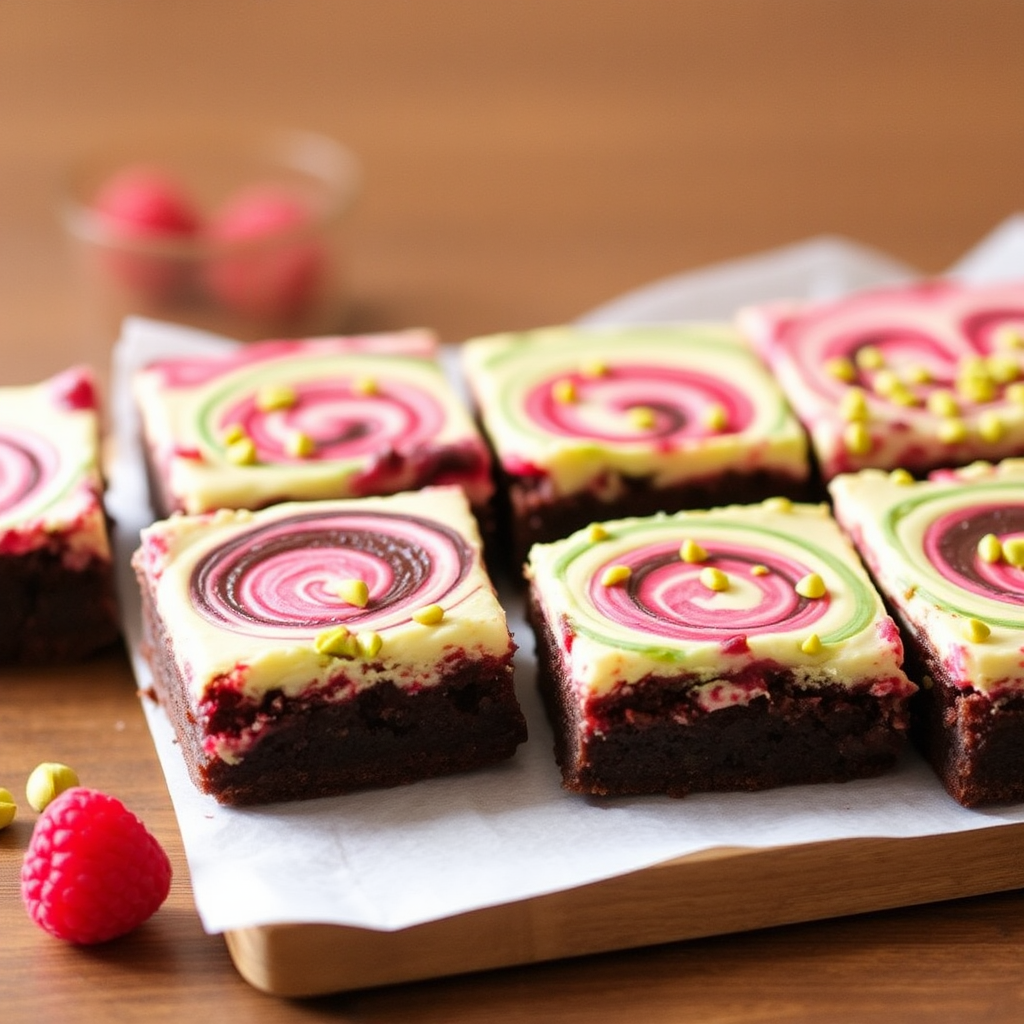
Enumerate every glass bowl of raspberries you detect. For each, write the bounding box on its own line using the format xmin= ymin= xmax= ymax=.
xmin=60 ymin=126 xmax=360 ymax=342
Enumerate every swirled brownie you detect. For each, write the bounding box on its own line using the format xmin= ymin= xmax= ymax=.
xmin=132 ymin=486 xmax=526 ymax=805
xmin=739 ymin=278 xmax=1024 ymax=481
xmin=525 ymin=500 xmax=915 ymax=797
xmin=132 ymin=330 xmax=494 ymax=518
xmin=830 ymin=460 xmax=1024 ymax=806
xmin=0 ymin=368 xmax=119 ymax=663
xmin=460 ymin=324 xmax=810 ymax=568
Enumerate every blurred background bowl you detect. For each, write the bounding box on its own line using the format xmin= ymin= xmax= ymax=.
xmin=60 ymin=126 xmax=360 ymax=343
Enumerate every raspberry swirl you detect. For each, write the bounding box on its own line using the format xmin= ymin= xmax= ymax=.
xmin=588 ymin=540 xmax=829 ymax=641
xmin=190 ymin=509 xmax=473 ymax=639
xmin=554 ymin=516 xmax=876 ymax=656
xmin=523 ymin=364 xmax=754 ymax=443
xmin=883 ymin=486 xmax=1024 ymax=627
xmin=0 ymin=427 xmax=58 ymax=519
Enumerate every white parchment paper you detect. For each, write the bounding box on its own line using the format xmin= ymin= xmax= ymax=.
xmin=107 ymin=217 xmax=1024 ymax=935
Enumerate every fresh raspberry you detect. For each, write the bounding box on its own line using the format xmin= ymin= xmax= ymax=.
xmin=204 ymin=184 xmax=326 ymax=322
xmin=21 ymin=787 xmax=172 ymax=945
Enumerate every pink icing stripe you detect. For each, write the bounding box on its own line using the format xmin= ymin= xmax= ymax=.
xmin=0 ymin=428 xmax=57 ymax=517
xmin=523 ymin=364 xmax=754 ymax=443
xmin=587 ymin=539 xmax=828 ymax=641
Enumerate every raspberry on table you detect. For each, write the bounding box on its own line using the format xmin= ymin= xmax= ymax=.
xmin=20 ymin=787 xmax=172 ymax=945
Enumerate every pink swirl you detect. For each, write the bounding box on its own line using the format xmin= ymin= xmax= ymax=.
xmin=587 ymin=540 xmax=829 ymax=641
xmin=0 ymin=428 xmax=57 ymax=517
xmin=217 ymin=379 xmax=446 ymax=462
xmin=190 ymin=509 xmax=473 ymax=638
xmin=523 ymin=364 xmax=754 ymax=443
xmin=923 ymin=504 xmax=1024 ymax=606
xmin=960 ymin=308 xmax=1024 ymax=354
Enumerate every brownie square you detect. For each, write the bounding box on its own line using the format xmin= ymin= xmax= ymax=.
xmin=132 ymin=486 xmax=527 ymax=806
xmin=739 ymin=278 xmax=1024 ymax=481
xmin=525 ymin=500 xmax=915 ymax=797
xmin=830 ymin=459 xmax=1024 ymax=806
xmin=132 ymin=330 xmax=494 ymax=519
xmin=0 ymin=368 xmax=120 ymax=663
xmin=461 ymin=324 xmax=811 ymax=569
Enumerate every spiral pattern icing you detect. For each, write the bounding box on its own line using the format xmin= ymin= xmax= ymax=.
xmin=551 ymin=516 xmax=876 ymax=656
xmin=523 ymin=364 xmax=754 ymax=443
xmin=199 ymin=368 xmax=447 ymax=464
xmin=190 ymin=509 xmax=473 ymax=639
xmin=0 ymin=427 xmax=57 ymax=518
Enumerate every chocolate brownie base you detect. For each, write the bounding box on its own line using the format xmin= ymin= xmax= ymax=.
xmin=503 ymin=467 xmax=815 ymax=572
xmin=0 ymin=549 xmax=120 ymax=664
xmin=139 ymin=581 xmax=527 ymax=806
xmin=896 ymin=619 xmax=1024 ymax=807
xmin=529 ymin=591 xmax=909 ymax=797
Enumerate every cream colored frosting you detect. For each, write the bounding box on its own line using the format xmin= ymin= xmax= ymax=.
xmin=829 ymin=460 xmax=1024 ymax=695
xmin=526 ymin=500 xmax=912 ymax=698
xmin=461 ymin=324 xmax=808 ymax=497
xmin=135 ymin=488 xmax=514 ymax=764
xmin=0 ymin=369 xmax=110 ymax=567
xmin=133 ymin=332 xmax=494 ymax=514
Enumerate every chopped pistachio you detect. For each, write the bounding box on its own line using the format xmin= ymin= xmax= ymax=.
xmin=824 ymin=356 xmax=857 ymax=382
xmin=795 ymin=572 xmax=828 ymax=599
xmin=978 ymin=411 xmax=1005 ymax=444
xmin=843 ymin=421 xmax=872 ymax=456
xmin=336 ymin=578 xmax=370 ymax=608
xmin=1003 ymin=538 xmax=1024 ymax=567
xmin=889 ymin=468 xmax=915 ymax=485
xmin=286 ymin=431 xmax=317 ymax=458
xmin=587 ymin=523 xmax=610 ymax=543
xmin=582 ymin=359 xmax=609 ymax=378
xmin=221 ymin=422 xmax=247 ymax=445
xmin=627 ymin=405 xmax=656 ymax=429
xmin=703 ymin=402 xmax=728 ymax=432
xmin=600 ymin=565 xmax=632 ymax=587
xmin=937 ymin=418 xmax=968 ymax=445
xmin=255 ymin=383 xmax=297 ymax=412
xmin=800 ymin=633 xmax=823 ymax=655
xmin=927 ymin=390 xmax=959 ymax=418
xmin=977 ymin=533 xmax=1003 ymax=564
xmin=762 ymin=496 xmax=793 ymax=513
xmin=679 ymin=538 xmax=708 ymax=563
xmin=552 ymin=379 xmax=577 ymax=404
xmin=871 ymin=369 xmax=901 ymax=397
xmin=986 ymin=355 xmax=1020 ymax=385
xmin=225 ymin=437 xmax=258 ymax=465
xmin=995 ymin=326 xmax=1024 ymax=350
xmin=840 ymin=387 xmax=869 ymax=422
xmin=904 ymin=364 xmax=932 ymax=385
xmin=963 ymin=618 xmax=991 ymax=643
xmin=26 ymin=762 xmax=80 ymax=813
xmin=413 ymin=603 xmax=446 ymax=625
xmin=855 ymin=346 xmax=885 ymax=370
xmin=315 ymin=626 xmax=359 ymax=658
xmin=1006 ymin=382 xmax=1024 ymax=405
xmin=0 ymin=787 xmax=14 ymax=829
xmin=356 ymin=631 xmax=383 ymax=658
xmin=750 ymin=564 xmax=770 ymax=577
xmin=354 ymin=376 xmax=379 ymax=396
xmin=699 ymin=566 xmax=730 ymax=592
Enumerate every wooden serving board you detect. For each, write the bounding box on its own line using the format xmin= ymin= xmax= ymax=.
xmin=223 ymin=823 xmax=1024 ymax=997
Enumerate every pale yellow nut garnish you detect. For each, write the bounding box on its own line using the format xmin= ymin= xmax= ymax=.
xmin=600 ymin=565 xmax=632 ymax=587
xmin=286 ymin=431 xmax=316 ymax=458
xmin=1003 ymin=538 xmax=1024 ymax=568
xmin=978 ymin=411 xmax=1005 ymax=444
xmin=699 ymin=566 xmax=730 ymax=592
xmin=871 ymin=369 xmax=901 ymax=397
xmin=839 ymin=387 xmax=869 ymax=422
xmin=995 ymin=326 xmax=1024 ymax=350
xmin=800 ymin=633 xmax=823 ymax=655
xmin=1006 ymin=382 xmax=1024 ymax=405
xmin=937 ymin=418 xmax=968 ymax=445
xmin=26 ymin=763 xmax=80 ymax=813
xmin=977 ymin=533 xmax=1004 ymax=564
xmin=795 ymin=572 xmax=828 ymax=599
xmin=904 ymin=364 xmax=933 ymax=385
xmin=963 ymin=618 xmax=991 ymax=643
xmin=221 ymin=422 xmax=247 ymax=445
xmin=855 ymin=345 xmax=885 ymax=370
xmin=354 ymin=376 xmax=379 ymax=396
xmin=927 ymin=390 xmax=959 ymax=418
xmin=255 ymin=383 xmax=297 ymax=412
xmin=413 ymin=603 xmax=446 ymax=625
xmin=582 ymin=359 xmax=609 ymax=378
xmin=587 ymin=523 xmax=610 ymax=543
xmin=824 ymin=356 xmax=857 ymax=382
xmin=679 ymin=538 xmax=708 ymax=563
xmin=336 ymin=578 xmax=370 ymax=608
xmin=889 ymin=385 xmax=920 ymax=407
xmin=703 ymin=403 xmax=728 ymax=432
xmin=315 ymin=626 xmax=359 ymax=658
xmin=0 ymin=787 xmax=16 ymax=830
xmin=957 ymin=375 xmax=996 ymax=404
xmin=356 ymin=631 xmax=383 ymax=658
xmin=762 ymin=496 xmax=793 ymax=513
xmin=552 ymin=379 xmax=577 ymax=404
xmin=889 ymin=468 xmax=915 ymax=485
xmin=842 ymin=421 xmax=872 ymax=456
xmin=750 ymin=564 xmax=770 ymax=577
xmin=986 ymin=355 xmax=1020 ymax=385
xmin=627 ymin=405 xmax=656 ymax=429
xmin=225 ymin=437 xmax=258 ymax=465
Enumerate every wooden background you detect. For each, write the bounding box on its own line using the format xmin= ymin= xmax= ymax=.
xmin=3 ymin=2 xmax=1024 ymax=1021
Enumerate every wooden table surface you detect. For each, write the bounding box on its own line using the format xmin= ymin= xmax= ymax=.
xmin=3 ymin=2 xmax=1024 ymax=1020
